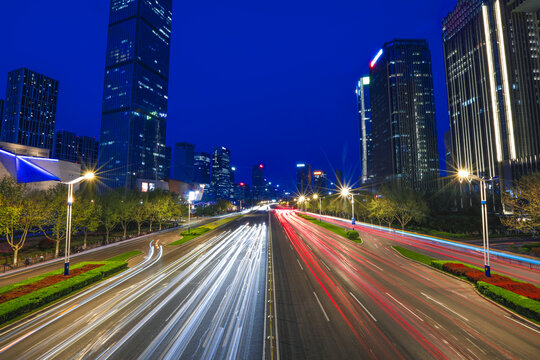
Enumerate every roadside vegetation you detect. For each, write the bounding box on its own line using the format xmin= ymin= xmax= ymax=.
xmin=168 ymin=215 xmax=243 ymax=246
xmin=296 ymin=173 xmax=540 ymax=242
xmin=298 ymin=214 xmax=362 ymax=243
xmin=392 ymin=245 xmax=540 ymax=322
xmin=0 ymin=250 xmax=139 ymax=326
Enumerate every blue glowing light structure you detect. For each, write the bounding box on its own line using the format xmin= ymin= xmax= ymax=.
xmin=370 ymin=49 xmax=383 ymax=68
xmin=0 ymin=148 xmax=61 ymax=183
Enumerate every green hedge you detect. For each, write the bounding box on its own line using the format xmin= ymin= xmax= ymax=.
xmin=0 ymin=261 xmax=126 ymax=325
xmin=106 ymin=250 xmax=143 ymax=263
xmin=477 ymin=281 xmax=540 ymax=322
xmin=347 ymin=230 xmax=359 ymax=240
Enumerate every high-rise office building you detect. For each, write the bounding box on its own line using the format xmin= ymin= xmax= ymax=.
xmin=172 ymin=142 xmax=195 ymax=182
xmin=252 ymin=164 xmax=264 ymax=201
xmin=194 ymin=151 xmax=211 ymax=184
xmin=443 ymin=0 xmax=540 ymax=189
xmin=296 ymin=163 xmax=312 ymax=194
xmin=53 ymin=130 xmax=99 ymax=168
xmin=356 ymin=76 xmax=373 ymax=184
xmin=1 ymin=68 xmax=59 ymax=150
xmin=334 ymin=169 xmax=343 ymax=189
xmin=370 ymin=39 xmax=440 ymax=191
xmin=444 ymin=130 xmax=453 ymax=176
xmin=211 ymin=147 xmax=233 ymax=200
xmin=0 ymin=99 xmax=4 ymax=133
xmin=98 ymin=0 xmax=173 ymax=189
xmin=313 ymin=171 xmax=328 ymax=195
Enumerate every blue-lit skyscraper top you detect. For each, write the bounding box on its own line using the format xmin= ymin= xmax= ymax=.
xmin=98 ymin=0 xmax=173 ymax=189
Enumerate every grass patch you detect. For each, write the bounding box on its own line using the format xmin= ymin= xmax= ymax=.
xmin=392 ymin=246 xmax=435 ymax=266
xmin=298 ymin=214 xmax=362 ymax=243
xmin=392 ymin=246 xmax=540 ymax=322
xmin=106 ymin=250 xmax=143 ymax=263
xmin=169 ymin=215 xmax=243 ymax=246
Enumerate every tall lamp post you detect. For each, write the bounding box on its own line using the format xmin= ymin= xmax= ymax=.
xmin=458 ymin=169 xmax=495 ymax=277
xmin=63 ymin=171 xmax=95 ymax=276
xmin=298 ymin=195 xmax=306 ymax=212
xmin=312 ymin=194 xmax=321 ymax=222
xmin=340 ymin=187 xmax=355 ymax=230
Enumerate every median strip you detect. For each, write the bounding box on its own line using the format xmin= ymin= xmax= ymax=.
xmin=297 ymin=214 xmax=362 ymax=243
xmin=168 ymin=215 xmax=243 ymax=246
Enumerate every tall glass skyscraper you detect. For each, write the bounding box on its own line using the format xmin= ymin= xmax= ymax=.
xmin=172 ymin=142 xmax=195 ymax=182
xmin=98 ymin=0 xmax=173 ymax=189
xmin=0 ymin=68 xmax=59 ymax=150
xmin=194 ymin=151 xmax=211 ymax=184
xmin=211 ymin=147 xmax=233 ymax=200
xmin=443 ymin=0 xmax=540 ymax=188
xmin=356 ymin=76 xmax=373 ymax=184
xmin=370 ymin=39 xmax=440 ymax=191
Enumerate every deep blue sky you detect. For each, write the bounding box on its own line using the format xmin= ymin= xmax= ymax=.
xmin=0 ymin=0 xmax=456 ymax=191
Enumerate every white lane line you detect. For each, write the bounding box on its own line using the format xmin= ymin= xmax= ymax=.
xmin=296 ymin=259 xmax=304 ymax=271
xmin=313 ymin=292 xmax=330 ymax=322
xmin=466 ymin=337 xmax=486 ymax=355
xmin=421 ymin=292 xmax=469 ymax=322
xmin=505 ymin=315 xmax=540 ymax=334
xmin=385 ymin=293 xmax=423 ymax=322
xmin=321 ymin=260 xmax=331 ymax=271
xmin=364 ymin=260 xmax=383 ymax=272
xmin=349 ymin=292 xmax=377 ymax=322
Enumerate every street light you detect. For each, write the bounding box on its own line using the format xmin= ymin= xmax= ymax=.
xmin=312 ymin=193 xmax=322 ymax=222
xmin=63 ymin=171 xmax=95 ymax=276
xmin=340 ymin=186 xmax=355 ymax=229
xmin=458 ymin=169 xmax=495 ymax=277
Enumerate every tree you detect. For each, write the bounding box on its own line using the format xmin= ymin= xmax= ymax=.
xmin=0 ymin=177 xmax=41 ymax=265
xmin=368 ymin=197 xmax=396 ymax=227
xmin=117 ymin=192 xmax=134 ymax=239
xmin=37 ymin=185 xmax=68 ymax=258
xmin=132 ymin=195 xmax=148 ymax=236
xmin=100 ymin=192 xmax=120 ymax=243
xmin=154 ymin=193 xmax=173 ymax=231
xmin=73 ymin=191 xmax=101 ymax=249
xmin=502 ymin=172 xmax=540 ymax=234
xmin=389 ymin=187 xmax=428 ymax=231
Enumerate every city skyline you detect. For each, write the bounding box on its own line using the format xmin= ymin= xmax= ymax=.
xmin=0 ymin=1 xmax=455 ymax=189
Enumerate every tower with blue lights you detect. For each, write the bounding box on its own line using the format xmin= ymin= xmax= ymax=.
xmin=98 ymin=0 xmax=173 ymax=189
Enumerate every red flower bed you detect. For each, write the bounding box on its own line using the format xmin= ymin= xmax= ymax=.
xmin=442 ymin=262 xmax=540 ymax=301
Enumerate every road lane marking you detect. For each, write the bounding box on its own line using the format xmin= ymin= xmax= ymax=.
xmin=504 ymin=315 xmax=540 ymax=334
xmin=349 ymin=292 xmax=377 ymax=322
xmin=421 ymin=292 xmax=469 ymax=322
xmin=297 ymin=259 xmax=304 ymax=271
xmin=466 ymin=337 xmax=486 ymax=355
xmin=321 ymin=260 xmax=331 ymax=271
xmin=385 ymin=293 xmax=423 ymax=322
xmin=313 ymin=292 xmax=330 ymax=322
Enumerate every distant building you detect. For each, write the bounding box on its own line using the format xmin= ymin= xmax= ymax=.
xmin=296 ymin=163 xmax=312 ymax=194
xmin=0 ymin=99 xmax=4 ymax=133
xmin=53 ymin=130 xmax=99 ymax=168
xmin=252 ymin=164 xmax=264 ymax=201
xmin=313 ymin=170 xmax=328 ymax=195
xmin=1 ymin=68 xmax=59 ymax=150
xmin=443 ymin=0 xmax=540 ymax=194
xmin=370 ymin=39 xmax=439 ymax=191
xmin=444 ymin=130 xmax=453 ymax=176
xmin=211 ymin=147 xmax=233 ymax=200
xmin=172 ymin=142 xmax=195 ymax=182
xmin=356 ymin=76 xmax=373 ymax=184
xmin=234 ymin=182 xmax=250 ymax=205
xmin=334 ymin=169 xmax=343 ymax=189
xmin=194 ymin=151 xmax=211 ymax=184
xmin=98 ymin=0 xmax=173 ymax=189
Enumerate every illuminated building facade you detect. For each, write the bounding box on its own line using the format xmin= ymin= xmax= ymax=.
xmin=443 ymin=0 xmax=540 ymax=189
xmin=194 ymin=151 xmax=211 ymax=184
xmin=98 ymin=0 xmax=173 ymax=189
xmin=1 ymin=68 xmax=59 ymax=150
xmin=370 ymin=39 xmax=440 ymax=191
xmin=252 ymin=164 xmax=264 ymax=201
xmin=53 ymin=130 xmax=99 ymax=168
xmin=211 ymin=147 xmax=232 ymax=200
xmin=313 ymin=170 xmax=328 ymax=195
xmin=296 ymin=163 xmax=312 ymax=194
xmin=356 ymin=76 xmax=373 ymax=184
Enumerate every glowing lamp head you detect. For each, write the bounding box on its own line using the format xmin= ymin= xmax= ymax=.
xmin=84 ymin=171 xmax=95 ymax=180
xmin=298 ymin=195 xmax=306 ymax=203
xmin=458 ymin=169 xmax=470 ymax=182
xmin=312 ymin=194 xmax=318 ymax=200
xmin=340 ymin=187 xmax=350 ymax=197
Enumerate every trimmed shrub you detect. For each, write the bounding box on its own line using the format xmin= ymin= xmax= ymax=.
xmin=346 ymin=230 xmax=359 ymax=240
xmin=477 ymin=281 xmax=540 ymax=322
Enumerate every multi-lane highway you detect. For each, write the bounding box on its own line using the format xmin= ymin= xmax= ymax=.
xmin=273 ymin=210 xmax=540 ymax=359
xmin=0 ymin=213 xmax=268 ymax=359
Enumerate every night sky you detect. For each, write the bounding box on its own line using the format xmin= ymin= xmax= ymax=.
xmin=0 ymin=1 xmax=456 ymax=191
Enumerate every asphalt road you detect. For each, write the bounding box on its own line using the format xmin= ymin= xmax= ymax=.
xmin=0 ymin=212 xmax=268 ymax=359
xmin=273 ymin=210 xmax=540 ymax=360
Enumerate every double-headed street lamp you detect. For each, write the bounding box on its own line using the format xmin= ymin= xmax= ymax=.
xmin=63 ymin=171 xmax=95 ymax=276
xmin=458 ymin=169 xmax=496 ymax=277
xmin=312 ymin=193 xmax=322 ymax=222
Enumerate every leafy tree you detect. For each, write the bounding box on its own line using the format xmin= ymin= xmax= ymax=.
xmin=502 ymin=172 xmax=540 ymax=234
xmin=132 ymin=195 xmax=148 ymax=236
xmin=36 ymin=185 xmax=68 ymax=258
xmin=100 ymin=192 xmax=120 ymax=243
xmin=0 ymin=177 xmax=41 ymax=265
xmin=73 ymin=192 xmax=101 ymax=249
xmin=117 ymin=192 xmax=134 ymax=239
xmin=389 ymin=186 xmax=428 ymax=230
